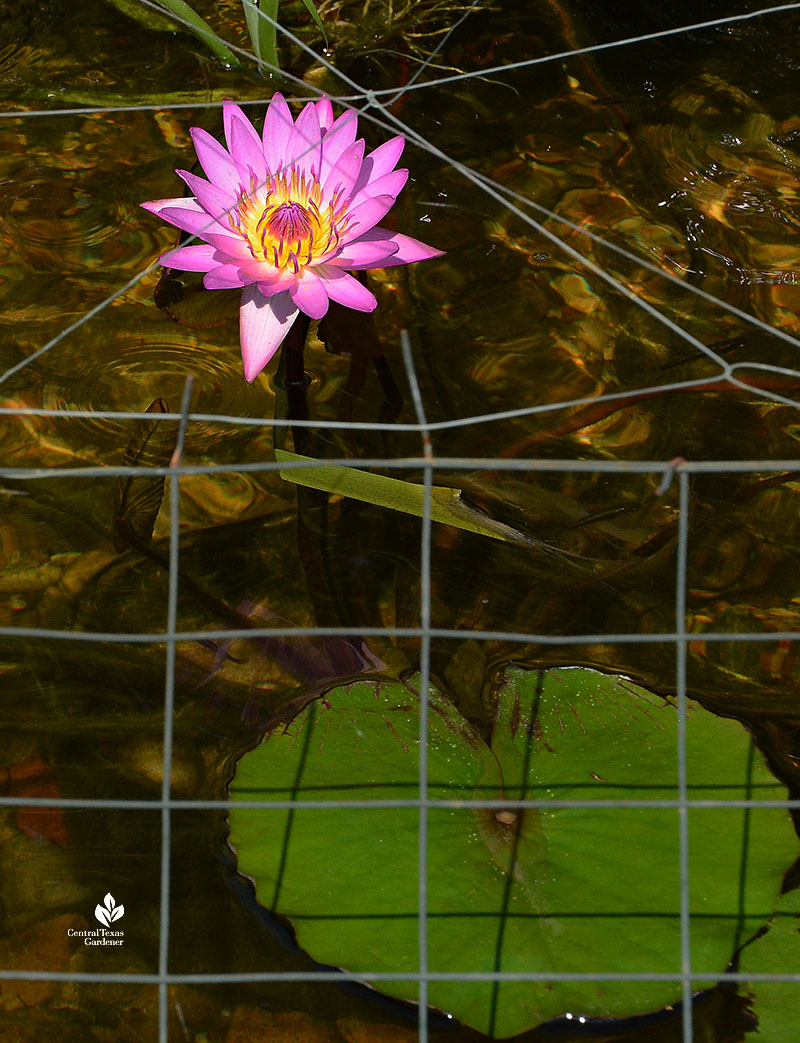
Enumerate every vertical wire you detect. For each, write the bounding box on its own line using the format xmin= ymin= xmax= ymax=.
xmin=159 ymin=375 xmax=194 ymax=1042
xmin=401 ymin=330 xmax=433 ymax=1042
xmin=676 ymin=469 xmax=693 ymax=1042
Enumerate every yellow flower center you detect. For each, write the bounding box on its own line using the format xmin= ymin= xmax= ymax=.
xmin=229 ymin=167 xmax=348 ymax=273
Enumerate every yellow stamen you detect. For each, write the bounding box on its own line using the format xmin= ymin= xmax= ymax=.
xmin=229 ymin=167 xmax=348 ymax=271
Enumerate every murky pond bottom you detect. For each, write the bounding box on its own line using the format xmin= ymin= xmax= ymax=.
xmin=2 ymin=0 xmax=800 ymax=1040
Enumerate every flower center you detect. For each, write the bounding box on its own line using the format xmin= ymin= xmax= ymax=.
xmin=265 ymin=201 xmax=313 ymax=242
xmin=230 ymin=167 xmax=348 ymax=274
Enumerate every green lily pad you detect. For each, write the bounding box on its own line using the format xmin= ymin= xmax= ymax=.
xmin=739 ymin=881 xmax=800 ymax=1041
xmin=228 ymin=666 xmax=797 ymax=1038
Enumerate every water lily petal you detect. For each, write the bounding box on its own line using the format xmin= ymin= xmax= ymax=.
xmin=158 ymin=204 xmax=236 ymax=241
xmin=322 ymin=139 xmax=365 ymax=202
xmin=176 ymin=169 xmax=237 ymax=220
xmin=317 ymin=267 xmax=378 ymax=312
xmin=245 ymin=266 xmax=298 ymax=296
xmin=224 ymin=101 xmax=268 ymax=185
xmin=351 ymin=135 xmax=405 ymax=195
xmin=324 ymin=227 xmax=443 ymax=269
xmin=319 ymin=109 xmax=359 ymax=186
xmin=240 ymin=286 xmax=299 ymax=382
xmin=316 ymin=97 xmax=334 ymax=132
xmin=201 ymin=231 xmax=254 ymax=259
xmin=190 ymin=127 xmax=242 ymax=196
xmin=349 ymin=168 xmax=408 ymax=210
xmin=263 ymin=92 xmax=295 ymax=172
xmin=289 ymin=268 xmax=330 ymax=320
xmin=286 ymin=101 xmax=322 ymax=179
xmin=257 ymin=272 xmax=295 ymax=297
xmin=204 ymin=264 xmax=258 ymax=289
xmin=364 ymin=228 xmax=445 ymax=266
xmin=322 ymin=237 xmax=399 ymax=269
xmin=366 ymin=135 xmax=406 ymax=179
xmin=338 ymin=194 xmax=395 ymax=244
xmin=159 ymin=243 xmax=220 ymax=272
xmin=156 ymin=207 xmax=251 ymax=261
xmin=141 ymin=196 xmax=203 ymax=218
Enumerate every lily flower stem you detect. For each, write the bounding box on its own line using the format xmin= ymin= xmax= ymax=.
xmin=281 ymin=313 xmax=312 ymax=454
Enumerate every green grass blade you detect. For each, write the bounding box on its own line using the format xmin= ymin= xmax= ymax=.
xmin=142 ymin=0 xmax=242 ymax=66
xmin=298 ymin=0 xmax=327 ymax=43
xmin=242 ymin=0 xmax=280 ymax=71
xmin=275 ymin=449 xmax=534 ymax=545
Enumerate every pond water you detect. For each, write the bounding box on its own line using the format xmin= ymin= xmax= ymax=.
xmin=2 ymin=0 xmax=800 ymax=1040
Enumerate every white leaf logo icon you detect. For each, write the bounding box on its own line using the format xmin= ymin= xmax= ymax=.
xmin=95 ymin=893 xmax=124 ymax=926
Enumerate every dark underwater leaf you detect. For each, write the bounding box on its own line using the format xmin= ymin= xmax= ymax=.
xmin=112 ymin=398 xmax=176 ymax=552
xmin=154 ymin=268 xmax=240 ymax=331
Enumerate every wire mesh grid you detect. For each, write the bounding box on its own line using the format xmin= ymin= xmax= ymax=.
xmin=2 ymin=1 xmax=800 ymax=1040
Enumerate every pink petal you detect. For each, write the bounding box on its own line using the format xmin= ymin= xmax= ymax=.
xmin=240 ymin=286 xmax=299 ymax=382
xmin=322 ymin=139 xmax=365 ymax=201
xmin=160 ymin=243 xmax=219 ymax=272
xmin=190 ymin=127 xmax=242 ymax=196
xmin=141 ymin=196 xmax=204 ymax=218
xmin=319 ymin=109 xmax=359 ymax=186
xmin=351 ymin=135 xmax=405 ymax=196
xmin=204 ymin=264 xmax=258 ymax=289
xmin=316 ymin=97 xmax=334 ymax=132
xmin=320 ymin=235 xmax=399 ymax=269
xmin=157 ymin=207 xmax=251 ymax=261
xmin=200 ymin=230 xmax=254 ymax=259
xmin=158 ymin=204 xmax=234 ymax=240
xmin=224 ymin=101 xmax=268 ymax=185
xmin=316 ymin=267 xmax=377 ymax=312
xmin=289 ymin=268 xmax=330 ymax=320
xmin=365 ymin=135 xmax=405 ymax=180
xmin=285 ymin=101 xmax=322 ymax=179
xmin=356 ymin=228 xmax=445 ymax=266
xmin=256 ymin=269 xmax=297 ymax=296
xmin=262 ymin=92 xmax=295 ymax=172
xmin=339 ymin=194 xmax=395 ymax=244
xmin=176 ymin=169 xmax=237 ymax=220
xmin=349 ymin=168 xmax=408 ymax=210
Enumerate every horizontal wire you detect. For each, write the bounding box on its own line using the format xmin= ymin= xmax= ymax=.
xmin=0 ymin=797 xmax=796 ymax=811
xmin=0 ymin=626 xmax=796 ymax=644
xmin=0 ymin=969 xmax=795 ymax=984
xmin=0 ymin=371 xmax=784 ymax=432
xmin=3 ymin=457 xmax=800 ymax=482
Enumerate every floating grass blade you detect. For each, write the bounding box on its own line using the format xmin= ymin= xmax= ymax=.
xmin=275 ymin=449 xmax=534 ymax=546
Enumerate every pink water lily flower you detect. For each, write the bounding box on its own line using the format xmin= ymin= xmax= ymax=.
xmin=142 ymin=94 xmax=443 ymax=382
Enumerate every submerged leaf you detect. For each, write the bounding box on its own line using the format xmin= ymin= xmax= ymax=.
xmin=228 ymin=666 xmax=797 ymax=1038
xmin=154 ymin=269 xmax=240 ymax=330
xmin=112 ymin=399 xmax=176 ymax=552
